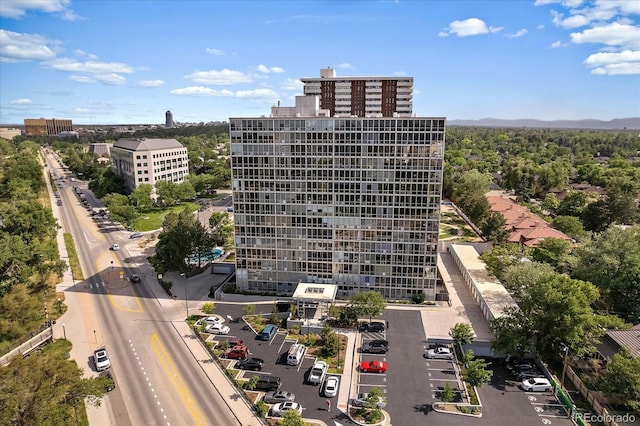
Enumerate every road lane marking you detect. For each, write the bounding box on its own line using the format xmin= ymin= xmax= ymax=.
xmin=151 ymin=333 xmax=205 ymax=426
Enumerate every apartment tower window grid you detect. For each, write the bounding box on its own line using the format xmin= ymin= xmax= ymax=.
xmin=231 ymin=114 xmax=445 ymax=300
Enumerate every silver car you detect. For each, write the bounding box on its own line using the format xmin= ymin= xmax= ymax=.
xmin=425 ymin=346 xmax=454 ymax=360
xmin=263 ymin=390 xmax=296 ymax=404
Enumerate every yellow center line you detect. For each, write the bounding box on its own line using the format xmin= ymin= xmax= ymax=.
xmin=151 ymin=333 xmax=205 ymax=426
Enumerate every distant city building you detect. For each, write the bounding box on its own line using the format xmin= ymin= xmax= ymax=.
xmin=230 ymin=71 xmax=444 ymax=301
xmin=111 ymin=138 xmax=188 ymax=193
xmin=89 ymin=143 xmax=113 ymax=157
xmin=0 ymin=127 xmax=22 ymax=140
xmin=165 ymin=110 xmax=175 ymax=128
xmin=24 ymin=118 xmax=73 ymax=136
xmin=301 ymin=68 xmax=413 ymax=118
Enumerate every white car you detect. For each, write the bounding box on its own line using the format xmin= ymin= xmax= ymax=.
xmin=271 ymin=402 xmax=303 ymax=417
xmin=354 ymin=392 xmax=387 ymax=408
xmin=203 ymin=316 xmax=224 ymax=325
xmin=94 ymin=349 xmax=111 ymax=371
xmin=425 ymin=346 xmax=454 ymax=360
xmin=323 ymin=376 xmax=339 ymax=398
xmin=110 ymin=244 xmax=120 ymax=251
xmin=520 ymin=377 xmax=552 ymax=392
xmin=205 ymin=323 xmax=230 ymax=335
xmin=308 ymin=360 xmax=328 ymax=385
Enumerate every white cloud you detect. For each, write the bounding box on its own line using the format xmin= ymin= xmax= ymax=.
xmin=171 ymin=86 xmax=233 ymax=96
xmin=73 ymin=49 xmax=98 ymax=60
xmin=256 ymin=64 xmax=284 ymax=73
xmin=0 ymin=30 xmax=59 ymax=62
xmin=338 ymin=63 xmax=354 ymax=69
xmin=439 ymin=18 xmax=502 ymax=37
xmin=551 ymin=40 xmax=564 ymax=48
xmin=281 ymin=78 xmax=303 ymax=91
xmin=185 ymin=69 xmax=253 ymax=85
xmin=69 ymin=75 xmax=95 ymax=83
xmin=94 ymin=73 xmax=126 ymax=85
xmin=171 ymin=86 xmax=278 ymax=101
xmin=0 ymin=0 xmax=70 ymax=18
xmin=570 ymin=22 xmax=640 ymax=50
xmin=506 ymin=29 xmax=528 ymax=38
xmin=590 ymin=62 xmax=640 ymax=75
xmin=138 ymin=79 xmax=165 ymax=88
xmin=46 ymin=57 xmax=134 ymax=74
xmin=9 ymin=98 xmax=32 ymax=105
xmin=205 ymin=48 xmax=225 ymax=56
xmin=583 ymin=50 xmax=640 ymax=75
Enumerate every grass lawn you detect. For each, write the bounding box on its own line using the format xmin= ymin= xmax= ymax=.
xmin=132 ymin=202 xmax=198 ymax=231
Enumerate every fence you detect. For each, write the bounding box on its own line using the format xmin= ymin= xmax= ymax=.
xmin=563 ymin=365 xmax=620 ymax=426
xmin=0 ymin=327 xmax=54 ymax=366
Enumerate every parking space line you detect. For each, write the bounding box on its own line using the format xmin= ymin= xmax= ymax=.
xmin=358 ymin=383 xmax=387 ymax=388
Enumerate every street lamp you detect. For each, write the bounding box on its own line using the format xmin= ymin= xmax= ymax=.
xmin=181 ymin=272 xmax=189 ymax=319
xmin=62 ymin=323 xmax=67 ymax=340
xmin=560 ymin=343 xmax=569 ymax=390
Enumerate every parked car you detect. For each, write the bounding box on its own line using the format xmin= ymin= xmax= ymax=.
xmin=362 ymin=341 xmax=388 ymax=354
xmin=99 ymin=371 xmax=116 ymax=392
xmin=360 ymin=360 xmax=387 ymax=373
xmin=323 ymin=376 xmax=339 ymax=397
xmin=359 ymin=322 xmax=385 ymax=332
xmin=205 ymin=323 xmax=230 ymax=335
xmin=255 ymin=376 xmax=281 ymax=391
xmin=110 ymin=244 xmax=120 ymax=251
xmin=129 ymin=232 xmax=143 ymax=239
xmin=198 ymin=316 xmax=224 ymax=326
xmin=520 ymin=377 xmax=552 ymax=392
xmin=236 ymin=357 xmax=264 ymax=371
xmin=308 ymin=360 xmax=328 ymax=385
xmin=263 ymin=390 xmax=296 ymax=404
xmin=518 ymin=368 xmax=543 ymax=380
xmin=271 ymin=402 xmax=303 ymax=417
xmin=425 ymin=346 xmax=454 ymax=360
xmin=353 ymin=392 xmax=387 ymax=408
xmin=94 ymin=349 xmax=111 ymax=371
xmin=130 ymin=274 xmax=141 ymax=283
xmin=224 ymin=344 xmax=249 ymax=360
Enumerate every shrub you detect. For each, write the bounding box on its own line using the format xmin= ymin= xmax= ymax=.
xmin=201 ymin=302 xmax=215 ymax=314
xmin=412 ymin=292 xmax=426 ymax=304
xmin=256 ymin=400 xmax=268 ymax=417
xmin=440 ymin=383 xmax=455 ymax=402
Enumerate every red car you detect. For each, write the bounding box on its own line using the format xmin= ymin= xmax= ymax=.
xmin=360 ymin=360 xmax=387 ymax=373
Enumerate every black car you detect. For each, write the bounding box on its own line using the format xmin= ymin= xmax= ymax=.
xmin=130 ymin=274 xmax=141 ymax=283
xmin=360 ymin=322 xmax=386 ymax=332
xmin=361 ymin=341 xmax=388 ymax=354
xmin=369 ymin=339 xmax=389 ymax=347
xmin=99 ymin=371 xmax=116 ymax=392
xmin=236 ymin=357 xmax=264 ymax=371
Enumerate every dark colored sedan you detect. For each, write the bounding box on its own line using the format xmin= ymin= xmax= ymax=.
xmin=362 ymin=341 xmax=388 ymax=354
xmin=236 ymin=357 xmax=264 ymax=371
xmin=360 ymin=322 xmax=386 ymax=332
xmin=130 ymin=274 xmax=141 ymax=283
xmin=99 ymin=371 xmax=116 ymax=392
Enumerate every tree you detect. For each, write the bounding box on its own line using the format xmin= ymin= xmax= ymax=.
xmin=605 ymin=176 xmax=639 ymax=226
xmin=349 ymin=290 xmax=386 ymax=322
xmin=502 ymin=262 xmax=555 ymax=300
xmin=490 ymin=307 xmax=536 ymax=357
xmin=209 ymin=212 xmax=234 ymax=246
xmin=320 ymin=323 xmax=339 ymax=357
xmin=278 ymin=409 xmax=305 ymax=426
xmin=479 ymin=244 xmax=532 ymax=281
xmin=552 ymin=216 xmax=588 ymax=241
xmin=597 ymin=350 xmax=640 ymax=410
xmin=531 ymin=238 xmax=575 ymax=273
xmin=129 ymin=184 xmax=153 ymax=212
xmin=462 ymin=357 xmax=493 ymax=388
xmin=580 ymin=199 xmax=611 ymax=232
xmin=449 ymin=323 xmax=474 ymax=347
xmin=480 ymin=212 xmax=509 ymax=243
xmin=556 ymin=191 xmax=589 ymax=217
xmin=440 ymin=382 xmax=456 ymax=402
xmin=201 ymin=302 xmax=215 ymax=315
xmin=242 ymin=304 xmax=256 ymax=316
xmin=0 ymin=341 xmax=106 ymax=426
xmin=452 ymin=170 xmax=492 ymax=224
xmin=574 ymin=226 xmax=640 ymax=323
xmin=541 ymin=193 xmax=559 ymax=213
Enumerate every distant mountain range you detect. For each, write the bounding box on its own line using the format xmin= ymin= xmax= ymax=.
xmin=447 ymin=117 xmax=640 ymax=130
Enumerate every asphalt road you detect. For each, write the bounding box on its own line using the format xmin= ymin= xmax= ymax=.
xmin=46 ymin=152 xmax=241 ymax=426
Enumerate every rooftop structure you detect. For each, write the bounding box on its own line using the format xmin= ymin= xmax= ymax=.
xmin=300 ymin=68 xmax=413 ymax=118
xmin=24 ymin=118 xmax=73 ymax=136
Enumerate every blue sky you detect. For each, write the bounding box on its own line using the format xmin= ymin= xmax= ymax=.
xmin=1 ymin=0 xmax=639 ymax=125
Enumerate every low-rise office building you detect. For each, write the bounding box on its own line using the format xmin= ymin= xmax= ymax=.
xmin=111 ymin=138 xmax=188 ymax=193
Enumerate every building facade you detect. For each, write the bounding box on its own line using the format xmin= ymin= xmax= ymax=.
xmin=300 ymin=68 xmax=413 ymax=118
xmin=24 ymin=118 xmax=73 ymax=136
xmin=111 ymin=138 xmax=188 ymax=193
xmin=231 ymin=88 xmax=445 ymax=300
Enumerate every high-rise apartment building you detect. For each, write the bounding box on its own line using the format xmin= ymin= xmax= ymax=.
xmin=111 ymin=138 xmax=189 ymax=193
xmin=231 ymin=72 xmax=445 ymax=300
xmin=301 ymin=68 xmax=413 ymax=118
xmin=24 ymin=118 xmax=73 ymax=136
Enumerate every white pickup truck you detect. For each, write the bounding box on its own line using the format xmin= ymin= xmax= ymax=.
xmin=308 ymin=360 xmax=328 ymax=386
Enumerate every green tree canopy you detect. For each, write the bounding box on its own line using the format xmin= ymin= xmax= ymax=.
xmin=350 ymin=290 xmax=386 ymax=321
xmin=449 ymin=322 xmax=474 ymax=347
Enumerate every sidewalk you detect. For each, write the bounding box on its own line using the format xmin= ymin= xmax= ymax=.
xmin=171 ymin=321 xmax=264 ymax=426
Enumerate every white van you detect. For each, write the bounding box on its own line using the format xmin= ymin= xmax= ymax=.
xmin=287 ymin=344 xmax=306 ymax=366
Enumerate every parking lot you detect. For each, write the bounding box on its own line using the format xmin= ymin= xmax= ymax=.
xmin=201 ymin=308 xmax=344 ymax=424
